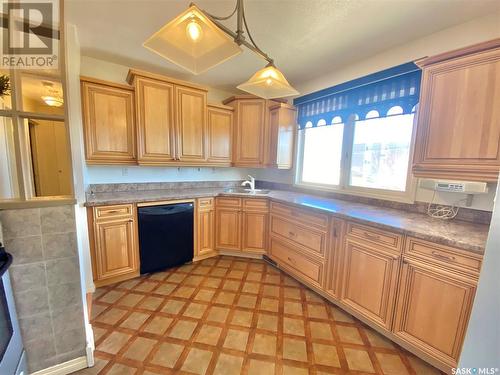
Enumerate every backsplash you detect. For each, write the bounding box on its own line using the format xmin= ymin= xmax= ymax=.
xmin=87 ymin=180 xmax=244 ymax=194
xmin=255 ymin=181 xmax=492 ymax=225
xmin=0 ymin=205 xmax=86 ymax=372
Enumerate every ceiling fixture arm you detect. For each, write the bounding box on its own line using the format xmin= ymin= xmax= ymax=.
xmin=194 ymin=0 xmax=274 ymax=65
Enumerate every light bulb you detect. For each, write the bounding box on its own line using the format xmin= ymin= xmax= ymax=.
xmin=186 ymin=19 xmax=202 ymax=41
xmin=266 ymin=78 xmax=273 ymax=85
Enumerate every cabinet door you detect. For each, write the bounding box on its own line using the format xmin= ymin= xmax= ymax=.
xmin=175 ymin=86 xmax=207 ymax=162
xmin=216 ymin=209 xmax=241 ymax=251
xmin=207 ymin=106 xmax=232 ymax=164
xmin=135 ymin=77 xmax=175 ymax=163
xmin=413 ymin=48 xmax=500 ymax=181
xmin=242 ymin=211 xmax=267 ymax=254
xmin=324 ymin=218 xmax=345 ymax=299
xmin=233 ymin=99 xmax=265 ymax=166
xmin=94 ymin=218 xmax=138 ymax=283
xmin=81 ymin=81 xmax=136 ymax=164
xmin=268 ymin=106 xmax=296 ymax=169
xmin=197 ymin=209 xmax=215 ymax=258
xmin=341 ymin=238 xmax=400 ymax=329
xmin=393 ymin=258 xmax=477 ymax=367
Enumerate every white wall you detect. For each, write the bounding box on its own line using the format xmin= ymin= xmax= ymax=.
xmin=255 ymin=11 xmax=500 ymax=212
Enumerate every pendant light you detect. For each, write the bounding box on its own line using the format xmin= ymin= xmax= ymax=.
xmin=143 ymin=0 xmax=299 ymax=99
xmin=41 ymin=81 xmax=63 ymax=107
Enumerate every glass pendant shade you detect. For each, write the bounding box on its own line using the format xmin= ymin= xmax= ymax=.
xmin=143 ymin=5 xmax=242 ymax=75
xmin=237 ymin=64 xmax=299 ymax=99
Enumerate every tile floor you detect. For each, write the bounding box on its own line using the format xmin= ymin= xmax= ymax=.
xmin=76 ymin=256 xmax=443 ymax=375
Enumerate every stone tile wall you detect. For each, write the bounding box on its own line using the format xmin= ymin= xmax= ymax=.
xmin=0 ymin=205 xmax=87 ymax=372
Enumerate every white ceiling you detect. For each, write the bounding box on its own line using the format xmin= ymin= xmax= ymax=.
xmin=66 ymin=0 xmax=500 ymax=92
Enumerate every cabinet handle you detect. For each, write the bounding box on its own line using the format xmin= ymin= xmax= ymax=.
xmin=364 ymin=232 xmax=381 ymax=241
xmin=431 ymin=251 xmax=456 ymax=262
xmin=287 ymin=256 xmax=296 ymax=264
xmin=288 ymin=231 xmax=296 ymax=237
xmin=106 ymin=210 xmax=119 ymax=214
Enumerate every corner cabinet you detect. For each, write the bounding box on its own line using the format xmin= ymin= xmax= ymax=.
xmin=207 ymin=104 xmax=233 ymax=165
xmin=223 ymin=95 xmax=297 ymax=169
xmin=195 ymin=198 xmax=216 ymax=260
xmin=413 ymin=39 xmax=500 ymax=181
xmin=81 ymin=78 xmax=136 ymax=164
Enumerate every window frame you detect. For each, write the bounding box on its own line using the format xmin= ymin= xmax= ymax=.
xmin=0 ymin=68 xmax=75 ymax=209
xmin=295 ymin=107 xmax=418 ymax=204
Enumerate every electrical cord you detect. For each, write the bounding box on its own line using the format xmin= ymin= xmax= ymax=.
xmin=426 ymin=190 xmax=468 ymax=220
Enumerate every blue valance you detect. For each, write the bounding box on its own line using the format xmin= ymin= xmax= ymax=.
xmin=293 ymin=62 xmax=422 ymax=129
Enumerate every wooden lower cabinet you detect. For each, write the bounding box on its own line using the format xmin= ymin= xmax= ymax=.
xmin=324 ymin=218 xmax=345 ymax=299
xmin=89 ymin=204 xmax=139 ymax=287
xmin=242 ymin=211 xmax=267 ymax=254
xmin=393 ymin=257 xmax=478 ymax=368
xmin=215 ymin=207 xmax=241 ymax=251
xmin=341 ymin=238 xmax=400 ymax=330
xmin=195 ymin=198 xmax=216 ymax=260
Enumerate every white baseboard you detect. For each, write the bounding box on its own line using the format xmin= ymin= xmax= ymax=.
xmin=31 ymin=356 xmax=88 ymax=375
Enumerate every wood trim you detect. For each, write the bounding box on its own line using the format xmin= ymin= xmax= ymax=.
xmin=208 ymin=103 xmax=234 ymax=111
xmin=416 ymin=38 xmax=500 ymax=67
xmin=80 ymin=76 xmax=134 ymax=91
xmin=126 ymin=69 xmax=209 ymax=91
xmin=223 ymin=95 xmax=288 ymax=105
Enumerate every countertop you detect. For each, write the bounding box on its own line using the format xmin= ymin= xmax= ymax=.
xmin=85 ymin=188 xmax=490 ymax=254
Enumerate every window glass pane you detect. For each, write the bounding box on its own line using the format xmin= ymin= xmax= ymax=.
xmin=350 ymin=114 xmax=414 ymax=191
xmin=0 ymin=117 xmax=20 ymax=200
xmin=301 ymin=124 xmax=344 ymax=186
xmin=21 ymin=73 xmax=64 ymax=115
xmin=0 ymin=70 xmax=12 ymax=110
xmin=26 ymin=118 xmax=72 ymax=197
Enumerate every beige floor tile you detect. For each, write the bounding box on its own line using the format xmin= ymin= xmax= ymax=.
xmin=230 ymin=309 xmax=254 ymax=327
xmin=122 ymin=337 xmax=157 ymax=361
xmin=99 ymin=290 xmax=125 ymax=304
xmin=184 ymin=275 xmax=204 ymax=286
xmin=195 ymin=324 xmax=223 ymax=346
xmin=193 ymin=265 xmax=211 ymax=275
xmin=213 ymin=353 xmax=243 ymax=375
xmin=227 ymin=269 xmax=244 ymax=279
xmin=161 ymin=299 xmax=185 ymax=315
xmin=283 ymin=338 xmax=308 ymax=362
xmin=282 ymin=366 xmax=309 ymax=375
xmin=183 ymin=302 xmax=208 ymax=319
xmin=365 ymin=329 xmax=395 ymax=349
xmin=215 ymin=291 xmax=236 ymax=305
xmin=376 ymin=353 xmax=409 ymax=375
xmin=138 ymin=296 xmax=163 ymax=311
xmin=224 ymin=329 xmax=249 ymax=351
xmin=120 ymin=311 xmax=150 ymax=330
xmin=252 ymin=333 xmax=277 ymax=355
xmin=242 ymin=281 xmax=260 ymax=293
xmin=284 ymin=301 xmax=303 ymax=316
xmin=204 ymin=277 xmax=223 ymax=288
xmin=168 ymin=319 xmax=198 ymax=340
xmin=166 ymin=273 xmax=186 ymax=283
xmin=237 ymin=294 xmax=257 ymax=309
xmin=233 ymin=261 xmax=248 ymax=270
xmin=95 ymin=308 xmax=127 ymax=325
xmin=135 ymin=281 xmax=158 ymax=292
xmin=90 ymin=304 xmax=107 ymax=320
xmin=142 ymin=316 xmax=173 ymax=335
xmin=309 ymin=321 xmax=334 ymax=341
xmin=264 ymin=274 xmax=281 ymax=284
xmin=222 ymin=279 xmax=241 ymax=291
xmin=304 ymin=290 xmax=323 ymax=303
xmin=153 ymin=283 xmax=176 ymax=296
xmin=257 ymin=313 xmax=278 ymax=331
xmin=194 ymin=288 xmax=216 ymax=302
xmin=172 ymin=286 xmax=196 ymax=298
xmin=336 ymin=325 xmax=363 ymax=345
xmin=283 ymin=317 xmax=306 ymax=336
xmin=262 ymin=285 xmax=280 ymax=297
xmin=331 ymin=306 xmax=355 ymax=323
xmin=344 ymin=347 xmax=375 ymax=373
xmin=312 ymin=343 xmax=341 ymax=367
xmin=248 ymin=359 xmax=275 ymax=375
xmin=260 ymin=297 xmax=279 ymax=312
xmin=148 ymin=271 xmax=169 ymax=281
xmin=206 ymin=306 xmax=230 ymax=323
xmin=181 ymin=348 xmax=213 ymax=374
xmin=210 ymin=267 xmax=228 ymax=277
xmin=283 ymin=287 xmax=301 ymax=300
xmin=106 ymin=363 xmax=137 ymax=375
xmin=307 ymin=304 xmax=329 ymax=319
xmin=407 ymin=354 xmax=442 ymax=375
xmin=119 ymin=279 xmax=141 ymax=289
xmin=150 ymin=342 xmax=184 ymax=368
xmin=246 ymin=272 xmax=262 ymax=281
xmin=98 ymin=331 xmax=131 ymax=355
xmin=117 ymin=293 xmax=144 ymax=308
xmin=93 ymin=326 xmax=108 ymax=342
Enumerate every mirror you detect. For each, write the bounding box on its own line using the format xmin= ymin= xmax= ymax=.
xmin=0 ymin=117 xmax=20 ymax=200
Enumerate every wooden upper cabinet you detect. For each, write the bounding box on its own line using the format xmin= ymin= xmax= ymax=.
xmin=207 ymin=104 xmax=233 ymax=165
xmin=81 ymin=78 xmax=136 ymax=164
xmin=134 ymin=77 xmax=175 ymax=164
xmin=175 ymin=86 xmax=207 ymax=162
xmin=413 ymin=39 xmax=500 ymax=181
xmin=267 ymin=103 xmax=297 ymax=169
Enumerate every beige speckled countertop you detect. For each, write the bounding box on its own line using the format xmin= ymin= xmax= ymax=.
xmin=85 ymin=188 xmax=490 ymax=254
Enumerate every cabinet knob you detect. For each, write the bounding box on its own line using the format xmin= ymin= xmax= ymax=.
xmin=288 ymin=231 xmax=296 ymax=237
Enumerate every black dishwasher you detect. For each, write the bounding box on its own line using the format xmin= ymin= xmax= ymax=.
xmin=137 ymin=202 xmax=194 ymax=274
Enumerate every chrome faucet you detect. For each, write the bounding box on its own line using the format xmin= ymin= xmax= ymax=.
xmin=241 ymin=175 xmax=256 ymax=191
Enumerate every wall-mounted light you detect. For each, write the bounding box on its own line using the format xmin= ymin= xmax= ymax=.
xmin=41 ymin=81 xmax=63 ymax=107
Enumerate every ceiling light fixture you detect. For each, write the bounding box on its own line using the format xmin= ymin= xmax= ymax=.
xmin=41 ymin=81 xmax=63 ymax=107
xmin=143 ymin=0 xmax=299 ymax=99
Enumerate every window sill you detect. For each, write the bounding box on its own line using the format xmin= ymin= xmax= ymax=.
xmin=0 ymin=197 xmax=77 ymax=209
xmin=293 ymin=182 xmax=416 ymax=205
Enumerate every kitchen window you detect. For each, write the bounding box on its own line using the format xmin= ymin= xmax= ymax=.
xmin=294 ymin=63 xmax=421 ymax=202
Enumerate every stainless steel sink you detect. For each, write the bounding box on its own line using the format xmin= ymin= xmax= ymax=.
xmin=223 ymin=188 xmax=270 ymax=195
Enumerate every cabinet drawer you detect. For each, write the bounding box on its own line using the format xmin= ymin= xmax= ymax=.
xmin=270 ymin=238 xmax=323 ymax=286
xmin=243 ymin=198 xmax=269 ymax=211
xmin=270 ymin=216 xmax=326 ymax=257
xmin=216 ymin=197 xmax=242 ymax=209
xmin=198 ymin=197 xmax=214 ymax=210
xmin=405 ymin=237 xmax=482 ymax=275
xmin=347 ymin=222 xmax=402 ymax=252
xmin=270 ymin=202 xmax=328 ymax=230
xmin=94 ymin=204 xmax=133 ymax=220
